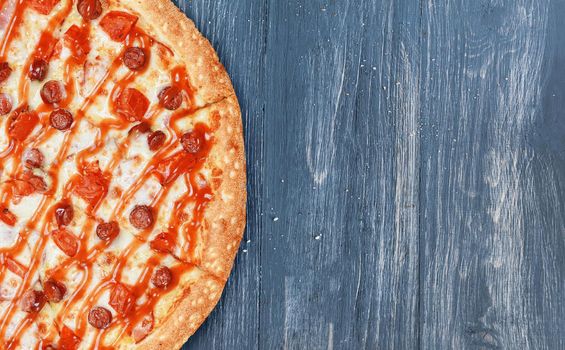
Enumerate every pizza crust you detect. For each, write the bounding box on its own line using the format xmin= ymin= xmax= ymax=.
xmin=119 ymin=1 xmax=246 ymax=348
xmin=124 ymin=0 xmax=235 ymax=105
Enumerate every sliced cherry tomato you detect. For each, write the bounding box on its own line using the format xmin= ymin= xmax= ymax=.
xmin=0 ymin=206 xmax=16 ymax=226
xmin=52 ymin=228 xmax=79 ymax=257
xmin=5 ymin=257 xmax=26 ymax=278
xmin=64 ymin=25 xmax=90 ymax=63
xmin=150 ymin=232 xmax=176 ymax=254
xmin=109 ymin=283 xmax=135 ymax=315
xmin=59 ymin=326 xmax=81 ymax=350
xmin=100 ymin=11 xmax=138 ymax=42
xmin=71 ymin=162 xmax=108 ymax=208
xmin=29 ymin=0 xmax=60 ymax=15
xmin=115 ymin=88 xmax=149 ymax=121
xmin=8 ymin=107 xmax=39 ymax=142
xmin=153 ymin=152 xmax=196 ymax=186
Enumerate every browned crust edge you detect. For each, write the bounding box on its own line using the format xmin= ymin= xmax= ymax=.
xmin=126 ymin=0 xmax=236 ymax=104
xmin=118 ymin=1 xmax=246 ymax=349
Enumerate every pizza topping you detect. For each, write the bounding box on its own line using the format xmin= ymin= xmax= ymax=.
xmin=116 ymin=88 xmax=150 ymax=121
xmin=55 ymin=202 xmax=74 ymax=226
xmin=23 ymin=148 xmax=44 ymax=168
xmin=181 ymin=131 xmax=203 ymax=154
xmin=100 ymin=11 xmax=138 ymax=42
xmin=77 ymin=0 xmax=102 ymax=20
xmin=123 ymin=47 xmax=147 ymax=71
xmin=0 ymin=93 xmax=12 ymax=115
xmin=150 ymin=232 xmax=175 ymax=254
xmin=72 ymin=162 xmax=109 ymax=209
xmin=109 ymin=283 xmax=134 ymax=315
xmin=52 ymin=228 xmax=79 ymax=257
xmin=64 ymin=25 xmax=90 ymax=63
xmin=151 ymin=266 xmax=172 ymax=289
xmin=29 ymin=0 xmax=60 ymax=15
xmin=20 ymin=290 xmax=46 ymax=313
xmin=0 ymin=62 xmax=12 ymax=84
xmin=50 ymin=108 xmax=74 ymax=130
xmin=9 ymin=107 xmax=39 ymax=141
xmin=5 ymin=257 xmax=26 ymax=277
xmin=44 ymin=278 xmax=67 ymax=302
xmin=88 ymin=306 xmax=112 ymax=329
xmin=158 ymin=86 xmax=183 ymax=110
xmin=132 ymin=314 xmax=154 ymax=343
xmin=29 ymin=58 xmax=49 ymax=81
xmin=148 ymin=130 xmax=166 ymax=151
xmin=128 ymin=121 xmax=151 ymax=135
xmin=59 ymin=326 xmax=81 ymax=350
xmin=129 ymin=205 xmax=154 ymax=230
xmin=12 ymin=171 xmax=47 ymax=198
xmin=96 ymin=221 xmax=120 ymax=241
xmin=41 ymin=80 xmax=65 ymax=104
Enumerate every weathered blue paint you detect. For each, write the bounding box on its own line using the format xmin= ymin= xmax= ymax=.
xmin=173 ymin=0 xmax=565 ymax=349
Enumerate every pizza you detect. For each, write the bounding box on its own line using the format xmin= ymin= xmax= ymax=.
xmin=0 ymin=0 xmax=246 ymax=349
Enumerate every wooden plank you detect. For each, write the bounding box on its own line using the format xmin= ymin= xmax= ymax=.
xmin=259 ymin=1 xmax=420 ymax=349
xmin=419 ymin=0 xmax=565 ymax=348
xmin=174 ymin=1 xmax=267 ymax=349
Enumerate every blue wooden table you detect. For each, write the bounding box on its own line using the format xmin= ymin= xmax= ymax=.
xmin=175 ymin=0 xmax=565 ymax=349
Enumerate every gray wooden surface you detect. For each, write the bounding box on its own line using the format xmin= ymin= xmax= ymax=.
xmin=173 ymin=0 xmax=565 ymax=349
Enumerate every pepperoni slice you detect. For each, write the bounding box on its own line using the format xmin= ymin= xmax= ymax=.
xmin=158 ymin=86 xmax=183 ymax=110
xmin=64 ymin=25 xmax=90 ymax=63
xmin=116 ymin=88 xmax=149 ymax=121
xmin=0 ymin=206 xmax=16 ymax=226
xmin=29 ymin=58 xmax=49 ymax=81
xmin=109 ymin=283 xmax=134 ymax=315
xmin=96 ymin=221 xmax=120 ymax=241
xmin=55 ymin=202 xmax=74 ymax=226
xmin=100 ymin=11 xmax=138 ymax=42
xmin=20 ymin=290 xmax=46 ymax=313
xmin=0 ymin=62 xmax=12 ymax=84
xmin=151 ymin=266 xmax=172 ymax=289
xmin=0 ymin=93 xmax=12 ymax=115
xmin=59 ymin=326 xmax=81 ymax=350
xmin=23 ymin=148 xmax=44 ymax=168
xmin=9 ymin=107 xmax=39 ymax=141
xmin=128 ymin=121 xmax=150 ymax=135
xmin=77 ymin=0 xmax=102 ymax=20
xmin=29 ymin=0 xmax=60 ymax=15
xmin=52 ymin=228 xmax=79 ymax=257
xmin=150 ymin=232 xmax=176 ymax=254
xmin=132 ymin=314 xmax=154 ymax=343
xmin=148 ymin=130 xmax=166 ymax=151
xmin=44 ymin=278 xmax=66 ymax=302
xmin=50 ymin=108 xmax=73 ymax=130
xmin=129 ymin=205 xmax=154 ymax=230
xmin=41 ymin=80 xmax=65 ymax=104
xmin=88 ymin=306 xmax=112 ymax=329
xmin=123 ymin=47 xmax=146 ymax=71
xmin=181 ymin=131 xmax=203 ymax=154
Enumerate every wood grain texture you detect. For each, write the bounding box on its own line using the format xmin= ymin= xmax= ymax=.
xmin=172 ymin=0 xmax=565 ymax=349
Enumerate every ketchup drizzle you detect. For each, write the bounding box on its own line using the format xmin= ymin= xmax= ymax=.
xmin=0 ymin=3 xmax=218 ymax=349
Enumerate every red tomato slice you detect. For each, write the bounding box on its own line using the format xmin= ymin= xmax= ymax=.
xmin=64 ymin=25 xmax=90 ymax=63
xmin=100 ymin=11 xmax=138 ymax=42
xmin=59 ymin=326 xmax=81 ymax=350
xmin=9 ymin=108 xmax=39 ymax=142
xmin=52 ymin=229 xmax=79 ymax=257
xmin=29 ymin=0 xmax=60 ymax=15
xmin=115 ymin=88 xmax=149 ymax=121
xmin=109 ymin=283 xmax=135 ymax=315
